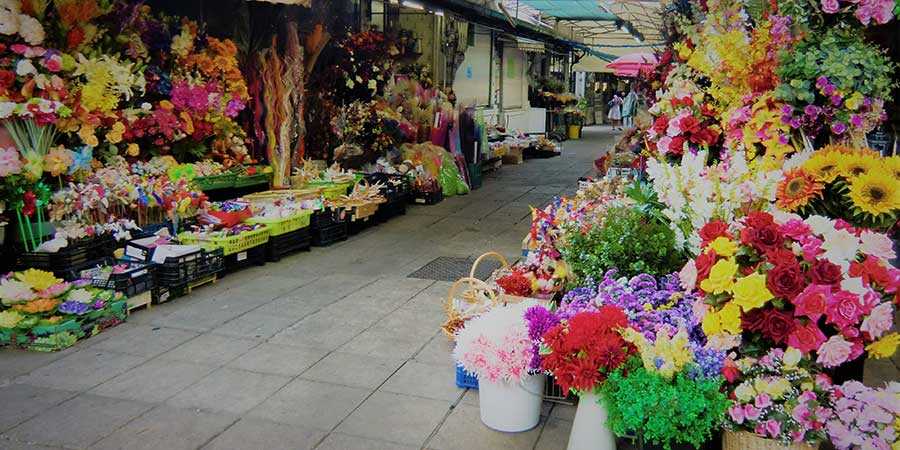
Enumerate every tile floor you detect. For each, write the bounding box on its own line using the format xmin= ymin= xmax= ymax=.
xmin=1 ymin=126 xmax=897 ymax=450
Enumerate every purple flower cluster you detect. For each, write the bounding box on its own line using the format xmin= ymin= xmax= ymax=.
xmin=687 ymin=345 xmax=727 ymax=380
xmin=524 ymin=306 xmax=561 ymax=370
xmin=58 ymin=301 xmax=90 ymax=315
xmin=780 ymin=77 xmax=884 ymax=138
xmin=595 ymin=270 xmax=702 ymax=343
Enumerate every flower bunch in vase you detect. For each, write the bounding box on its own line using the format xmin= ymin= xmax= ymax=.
xmin=685 ymin=211 xmax=900 ymax=369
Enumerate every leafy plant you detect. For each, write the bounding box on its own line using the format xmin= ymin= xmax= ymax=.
xmin=560 ymin=206 xmax=685 ymax=281
xmin=600 ymin=356 xmax=731 ymax=450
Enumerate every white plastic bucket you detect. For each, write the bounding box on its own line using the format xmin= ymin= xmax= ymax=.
xmin=567 ymin=391 xmax=616 ymax=450
xmin=478 ymin=373 xmax=545 ymax=432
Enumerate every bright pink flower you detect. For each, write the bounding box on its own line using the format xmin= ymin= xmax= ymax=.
xmin=744 ymin=405 xmax=762 ymax=421
xmin=793 ymin=284 xmax=831 ymax=322
xmin=756 ymin=393 xmax=773 ymax=409
xmin=816 ymin=335 xmax=854 ymax=368
xmin=801 ymin=236 xmax=824 ymax=263
xmin=765 ymin=419 xmax=782 ymax=438
xmin=729 ymin=405 xmax=746 ymax=424
xmin=779 ymin=219 xmax=812 ymax=241
xmin=826 ymin=290 xmax=866 ymax=329
xmin=821 ymin=0 xmax=841 ymax=13
xmin=788 ymin=320 xmax=827 ymax=355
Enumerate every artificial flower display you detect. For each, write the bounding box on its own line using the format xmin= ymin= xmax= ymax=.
xmin=453 ymin=300 xmax=547 ymax=383
xmin=825 ymin=380 xmax=900 ymax=450
xmin=723 ymin=348 xmax=835 ymax=446
xmin=686 ymin=211 xmax=900 ymax=368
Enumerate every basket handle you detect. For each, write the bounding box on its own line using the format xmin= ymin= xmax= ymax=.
xmin=469 ymin=252 xmax=509 ymax=279
xmin=446 ymin=276 xmax=497 ymax=316
xmin=353 ymin=176 xmax=369 ymax=192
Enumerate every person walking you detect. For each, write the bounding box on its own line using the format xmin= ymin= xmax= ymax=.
xmin=622 ymin=87 xmax=638 ymax=130
xmin=607 ymin=93 xmax=623 ymax=130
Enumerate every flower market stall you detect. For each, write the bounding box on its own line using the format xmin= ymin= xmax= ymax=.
xmin=446 ymin=0 xmax=900 ymax=449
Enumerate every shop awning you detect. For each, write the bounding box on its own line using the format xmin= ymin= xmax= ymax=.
xmin=501 ymin=36 xmax=546 ymax=53
xmin=520 ymin=0 xmax=618 ymax=21
xmin=247 ymin=0 xmax=310 ymax=5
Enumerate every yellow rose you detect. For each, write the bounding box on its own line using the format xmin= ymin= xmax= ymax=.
xmin=106 ymin=122 xmax=126 ymax=144
xmin=701 ymin=302 xmax=742 ymax=336
xmin=709 ymin=237 xmax=739 ymax=257
xmin=126 ymin=143 xmax=140 ymax=157
xmin=732 ymin=273 xmax=773 ymax=312
xmin=783 ymin=347 xmax=802 ymax=367
xmin=700 ymin=258 xmax=738 ymax=294
xmin=866 ymin=333 xmax=900 ymax=359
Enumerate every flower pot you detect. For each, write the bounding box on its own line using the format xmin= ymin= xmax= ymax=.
xmin=478 ymin=373 xmax=545 ymax=432
xmin=722 ymin=431 xmax=817 ymax=450
xmin=567 ymin=391 xmax=615 ymax=450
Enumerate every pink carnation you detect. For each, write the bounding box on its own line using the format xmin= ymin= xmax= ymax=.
xmin=817 ymin=335 xmax=854 ymax=368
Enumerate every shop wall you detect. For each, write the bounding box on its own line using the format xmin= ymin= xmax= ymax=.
xmin=398 ymin=12 xmax=438 ymax=71
xmin=502 ymin=46 xmax=528 ymax=110
xmin=453 ymin=25 xmax=493 ymax=108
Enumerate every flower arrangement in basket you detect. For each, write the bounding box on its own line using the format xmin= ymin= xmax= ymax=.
xmin=685 ymin=211 xmax=900 ymax=368
xmin=490 ymin=249 xmax=572 ymax=303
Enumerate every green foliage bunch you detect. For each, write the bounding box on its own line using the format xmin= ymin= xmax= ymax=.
xmin=600 ymin=357 xmax=731 ymax=450
xmin=561 ymin=206 xmax=685 ymax=281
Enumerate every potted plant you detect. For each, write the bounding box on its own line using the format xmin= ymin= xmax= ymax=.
xmin=601 ymin=326 xmax=731 ymax=450
xmin=453 ymin=300 xmax=548 ymax=432
xmin=722 ymin=348 xmax=833 ymax=450
xmin=539 ymin=306 xmax=635 ymax=450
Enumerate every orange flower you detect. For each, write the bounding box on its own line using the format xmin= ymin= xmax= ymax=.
xmin=776 ymin=167 xmax=823 ymax=211
xmin=180 ymin=111 xmax=194 ymax=134
xmin=12 ymin=298 xmax=60 ymax=314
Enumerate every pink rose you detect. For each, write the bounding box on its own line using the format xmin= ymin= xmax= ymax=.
xmin=788 ymin=320 xmax=827 ymax=355
xmin=765 ymin=419 xmax=782 ymax=438
xmin=780 ymin=219 xmax=813 ymax=241
xmin=826 ymin=290 xmax=866 ymax=329
xmin=801 ymin=237 xmax=825 ymax=263
xmin=755 ymin=393 xmax=773 ymax=409
xmin=657 ymin=136 xmax=673 ymax=154
xmin=680 ymin=259 xmax=698 ymax=291
xmin=44 ymin=54 xmax=63 ymax=72
xmin=871 ymin=0 xmax=894 ymax=24
xmin=859 ymin=230 xmax=895 ymax=261
xmin=821 ymin=0 xmax=840 ymax=13
xmin=855 ymin=2 xmax=874 ymax=23
xmin=792 ymin=402 xmax=810 ymax=423
xmin=793 ymin=284 xmax=831 ymax=322
xmin=729 ymin=405 xmax=746 ymax=424
xmin=860 ymin=302 xmax=893 ymax=340
xmin=744 ymin=405 xmax=762 ymax=421
xmin=817 ymin=335 xmax=854 ymax=368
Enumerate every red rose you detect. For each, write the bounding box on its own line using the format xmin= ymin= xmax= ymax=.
xmin=808 ymin=260 xmax=843 ymax=286
xmin=669 ymin=136 xmax=687 ymax=155
xmin=680 ymin=116 xmax=701 ymax=134
xmin=67 ymin=27 xmax=85 ymax=50
xmin=767 ymin=248 xmax=799 ymax=268
xmin=682 ymin=96 xmax=694 ymax=107
xmin=0 ymin=70 xmax=13 ymax=89
xmin=695 ymin=250 xmax=717 ymax=283
xmin=763 ymin=309 xmax=796 ymax=344
xmin=653 ymin=116 xmax=669 ymax=135
xmin=722 ymin=357 xmax=740 ymax=383
xmin=742 ymin=224 xmax=785 ymax=254
xmin=699 ymin=220 xmax=730 ymax=246
xmin=767 ymin=263 xmax=805 ymax=300
xmin=744 ymin=211 xmax=775 ymax=229
xmin=787 ymin=320 xmax=827 ymax=354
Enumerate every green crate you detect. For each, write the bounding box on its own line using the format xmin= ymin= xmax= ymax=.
xmin=246 ymin=210 xmax=312 ymax=236
xmin=179 ymin=226 xmax=270 ymax=256
xmin=194 ymin=173 xmax=236 ymax=191
xmin=234 ymin=172 xmax=273 ymax=188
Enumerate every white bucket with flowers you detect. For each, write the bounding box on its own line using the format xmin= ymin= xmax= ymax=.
xmin=453 ymin=300 xmax=548 ymax=432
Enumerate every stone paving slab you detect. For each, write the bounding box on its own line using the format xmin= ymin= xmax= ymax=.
xmin=2 ymin=126 xmax=892 ymax=450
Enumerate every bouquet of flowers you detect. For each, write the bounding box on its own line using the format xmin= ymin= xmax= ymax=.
xmin=595 ymin=271 xmax=702 ymax=340
xmin=826 ymin=380 xmax=900 ymax=449
xmin=686 ymin=211 xmax=900 ymax=368
xmin=776 ymin=145 xmax=900 ymax=233
xmin=600 ymin=325 xmax=730 ymax=450
xmin=724 ymin=348 xmax=834 ymax=446
xmin=453 ymin=300 xmax=547 ymax=383
xmin=645 ymin=87 xmax=721 ymax=159
xmin=539 ymin=306 xmax=635 ymax=394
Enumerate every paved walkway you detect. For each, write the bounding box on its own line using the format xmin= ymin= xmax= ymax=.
xmin=2 ymin=126 xmax=897 ymax=450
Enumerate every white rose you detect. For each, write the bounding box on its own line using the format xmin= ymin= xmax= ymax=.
xmin=15 ymin=58 xmax=36 ymax=76
xmin=17 ymin=14 xmax=44 ymax=45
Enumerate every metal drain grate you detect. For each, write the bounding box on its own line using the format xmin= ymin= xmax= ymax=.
xmin=408 ymin=256 xmax=502 ymax=282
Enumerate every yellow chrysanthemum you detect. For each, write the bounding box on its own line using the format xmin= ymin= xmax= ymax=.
xmin=837 ymin=152 xmax=879 ymax=179
xmin=732 ymin=273 xmax=774 ymax=312
xmin=866 ymin=332 xmax=900 ymax=359
xmin=16 ymin=269 xmax=62 ymax=292
xmin=848 ymin=169 xmax=900 ymax=216
xmin=803 ymin=151 xmax=843 ymax=183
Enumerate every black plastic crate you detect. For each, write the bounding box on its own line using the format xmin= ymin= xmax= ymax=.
xmin=224 ymin=245 xmax=266 ymax=273
xmin=157 ymin=248 xmax=225 ymax=290
xmin=265 ymin=228 xmax=311 ymax=262
xmin=310 ymin=207 xmax=347 ymax=228
xmin=365 ymin=173 xmax=411 ymax=203
xmin=17 ymin=240 xmax=91 ymax=274
xmin=347 ymin=218 xmax=373 ymax=235
xmin=311 ymin=222 xmax=349 ymax=246
xmin=69 ymin=258 xmax=156 ymax=298
xmin=374 ymin=198 xmax=407 ymax=223
xmin=410 ymin=190 xmax=443 ymax=205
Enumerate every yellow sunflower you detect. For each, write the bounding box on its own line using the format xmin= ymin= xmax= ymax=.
xmin=803 ymin=151 xmax=842 ymax=183
xmin=848 ymin=168 xmax=900 ymax=216
xmin=776 ymin=168 xmax=823 ymax=210
xmin=884 ymin=155 xmax=900 ymax=181
xmin=837 ymin=152 xmax=879 ymax=179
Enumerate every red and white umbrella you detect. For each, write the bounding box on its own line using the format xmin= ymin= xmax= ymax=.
xmin=606 ymin=52 xmax=659 ymax=77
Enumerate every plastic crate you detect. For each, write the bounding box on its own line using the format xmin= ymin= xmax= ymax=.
xmin=311 ymin=222 xmax=348 ymax=246
xmin=193 ymin=173 xmax=236 ymax=191
xmin=455 ymin=366 xmax=479 ymax=389
xmin=156 ymin=248 xmax=225 ymax=290
xmin=411 ymin=190 xmax=443 ymax=205
xmin=310 ymin=208 xmax=347 ymax=228
xmin=374 ymin=198 xmax=407 ymax=223
xmin=467 ymin=163 xmax=482 ymax=190
xmin=178 ymin=226 xmax=270 ymax=256
xmin=347 ymin=217 xmax=372 ymax=235
xmin=233 ymin=171 xmax=273 ymax=188
xmin=70 ymin=258 xmax=156 ymax=298
xmin=17 ymin=243 xmax=91 ymax=274
xmin=318 ymin=184 xmax=351 ymax=200
xmin=265 ymin=228 xmax=311 ymax=262
xmin=246 ymin=210 xmax=313 ymax=236
xmin=224 ymin=245 xmax=266 ymax=272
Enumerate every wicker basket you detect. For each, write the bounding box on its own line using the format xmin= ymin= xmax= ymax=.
xmin=722 ymin=431 xmax=818 ymax=450
xmin=472 ymin=252 xmax=553 ymax=307
xmin=442 ymin=276 xmax=497 ymax=339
